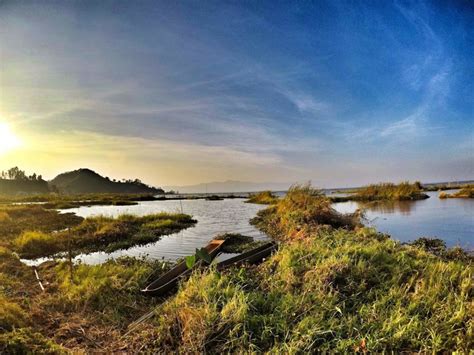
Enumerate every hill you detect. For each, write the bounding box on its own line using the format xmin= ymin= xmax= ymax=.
xmin=50 ymin=168 xmax=163 ymax=194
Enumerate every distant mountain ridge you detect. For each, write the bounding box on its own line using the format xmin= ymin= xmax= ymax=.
xmin=164 ymin=180 xmax=291 ymax=193
xmin=50 ymin=168 xmax=163 ymax=194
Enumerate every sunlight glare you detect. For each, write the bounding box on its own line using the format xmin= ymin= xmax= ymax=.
xmin=0 ymin=122 xmax=21 ymax=155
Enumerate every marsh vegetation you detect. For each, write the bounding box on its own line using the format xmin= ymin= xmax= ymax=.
xmin=9 ymin=211 xmax=196 ymax=259
xmin=439 ymin=186 xmax=474 ymax=199
xmin=0 ymin=184 xmax=472 ymax=352
xmin=245 ymin=190 xmax=278 ymax=205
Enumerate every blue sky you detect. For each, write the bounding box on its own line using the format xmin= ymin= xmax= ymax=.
xmin=0 ymin=0 xmax=472 ymax=187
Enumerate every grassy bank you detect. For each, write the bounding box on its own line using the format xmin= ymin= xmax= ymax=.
xmin=252 ymin=184 xmax=360 ymax=239
xmin=1 ymin=185 xmax=472 ymax=352
xmin=423 ymin=183 xmax=473 ymax=192
xmin=0 ymin=192 xmax=159 ymax=205
xmin=0 ymin=203 xmax=196 ymax=259
xmin=0 ymin=205 xmax=83 ymax=249
xmin=439 ymin=186 xmax=474 ymax=199
xmin=245 ymin=191 xmax=278 ymax=205
xmin=337 ymin=182 xmax=429 ymax=202
xmin=12 ymin=212 xmax=197 ymax=258
xmin=0 ymin=248 xmax=169 ymax=353
xmin=126 ymin=185 xmax=471 ymax=352
xmin=129 ymin=230 xmax=472 ymax=353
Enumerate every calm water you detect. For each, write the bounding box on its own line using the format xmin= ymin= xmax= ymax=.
xmin=333 ymin=190 xmax=473 ymax=249
xmin=58 ymin=198 xmax=268 ymax=264
xmin=22 ymin=191 xmax=473 ymax=266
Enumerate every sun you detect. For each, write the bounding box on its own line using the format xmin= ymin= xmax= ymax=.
xmin=0 ymin=122 xmax=21 ymax=154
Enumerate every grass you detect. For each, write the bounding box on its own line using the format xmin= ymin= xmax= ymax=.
xmin=13 ymin=212 xmax=197 ymax=258
xmin=245 ymin=190 xmax=279 ymax=205
xmin=0 ymin=248 xmax=169 ymax=352
xmin=0 ymin=192 xmax=159 ymax=205
xmin=0 ymin=328 xmax=66 ymax=354
xmin=422 ymin=183 xmax=473 ymax=191
xmin=42 ymin=199 xmax=138 ymax=210
xmin=125 ymin=228 xmax=472 ymax=353
xmin=0 ymin=184 xmax=471 ymax=352
xmin=215 ymin=233 xmax=267 ymax=253
xmin=351 ymin=181 xmax=429 ymax=201
xmin=121 ymin=186 xmax=472 ymax=352
xmin=252 ymin=184 xmax=360 ymax=239
xmin=439 ymin=186 xmax=474 ymax=199
xmin=0 ymin=205 xmax=83 ymax=249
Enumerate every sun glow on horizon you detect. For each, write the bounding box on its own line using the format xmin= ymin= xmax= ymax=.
xmin=0 ymin=122 xmax=21 ymax=155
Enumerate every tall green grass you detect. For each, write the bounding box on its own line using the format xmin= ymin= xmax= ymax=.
xmin=136 ymin=231 xmax=472 ymax=352
xmin=128 ymin=184 xmax=472 ymax=352
xmin=252 ymin=184 xmax=360 ymax=239
xmin=1 ymin=184 xmax=471 ymax=352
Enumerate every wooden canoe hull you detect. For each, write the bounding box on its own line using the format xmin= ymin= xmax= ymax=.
xmin=141 ymin=239 xmax=225 ymax=297
xmin=217 ymin=242 xmax=277 ymax=270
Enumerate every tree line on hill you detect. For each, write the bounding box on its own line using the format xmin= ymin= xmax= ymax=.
xmin=0 ymin=167 xmax=164 ymax=195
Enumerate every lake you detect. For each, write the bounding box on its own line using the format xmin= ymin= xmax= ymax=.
xmin=22 ymin=190 xmax=472 ymax=266
xmin=333 ymin=190 xmax=473 ymax=249
xmin=58 ymin=198 xmax=268 ymax=264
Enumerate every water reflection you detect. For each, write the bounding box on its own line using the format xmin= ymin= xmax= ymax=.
xmin=56 ymin=198 xmax=269 ymax=265
xmin=359 ymin=200 xmax=414 ymax=215
xmin=333 ymin=190 xmax=473 ymax=249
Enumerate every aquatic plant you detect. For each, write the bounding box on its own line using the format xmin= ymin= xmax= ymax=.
xmin=252 ymin=183 xmax=360 ymax=239
xmin=353 ymin=182 xmax=429 ymax=201
xmin=0 ymin=205 xmax=83 ymax=249
xmin=409 ymin=237 xmax=473 ymax=262
xmin=13 ymin=212 xmax=197 ymax=258
xmin=245 ymin=190 xmax=278 ymax=205
xmin=438 ymin=186 xmax=474 ymax=199
xmin=0 ymin=185 xmax=471 ymax=352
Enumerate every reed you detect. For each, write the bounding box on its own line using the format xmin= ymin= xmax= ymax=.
xmin=353 ymin=181 xmax=429 ymax=201
xmin=245 ymin=190 xmax=278 ymax=205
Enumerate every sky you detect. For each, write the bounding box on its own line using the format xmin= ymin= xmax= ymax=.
xmin=0 ymin=0 xmax=473 ymax=188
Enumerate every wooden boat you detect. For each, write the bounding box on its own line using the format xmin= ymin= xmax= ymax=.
xmin=217 ymin=242 xmax=277 ymax=270
xmin=141 ymin=239 xmax=225 ymax=296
